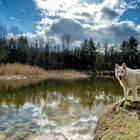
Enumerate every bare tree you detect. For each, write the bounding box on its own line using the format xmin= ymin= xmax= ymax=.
xmin=44 ymin=30 xmax=56 ymax=69
xmin=0 ymin=23 xmax=7 ymax=38
xmin=45 ymin=30 xmax=56 ymax=51
xmin=9 ymin=26 xmax=22 ymax=35
xmin=61 ymin=33 xmax=73 ymax=50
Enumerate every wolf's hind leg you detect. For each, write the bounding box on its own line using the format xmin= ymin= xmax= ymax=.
xmin=132 ymin=87 xmax=137 ymax=101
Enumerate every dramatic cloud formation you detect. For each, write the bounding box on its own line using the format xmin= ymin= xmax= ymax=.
xmin=1 ymin=0 xmax=140 ymax=45
xmin=33 ymin=0 xmax=140 ymax=44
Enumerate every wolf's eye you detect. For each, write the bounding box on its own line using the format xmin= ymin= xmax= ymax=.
xmin=121 ymin=71 xmax=123 ymax=73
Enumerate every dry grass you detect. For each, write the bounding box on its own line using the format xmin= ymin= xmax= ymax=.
xmin=0 ymin=63 xmax=47 ymax=77
xmin=0 ymin=63 xmax=87 ymax=79
xmin=44 ymin=70 xmax=87 ymax=79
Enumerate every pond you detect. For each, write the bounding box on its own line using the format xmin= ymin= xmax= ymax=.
xmin=0 ymin=77 xmax=123 ymax=140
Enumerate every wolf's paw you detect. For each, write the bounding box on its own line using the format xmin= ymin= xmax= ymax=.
xmin=132 ymin=99 xmax=136 ymax=102
xmin=132 ymin=97 xmax=137 ymax=102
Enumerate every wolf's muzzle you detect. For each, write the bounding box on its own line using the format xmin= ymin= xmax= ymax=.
xmin=119 ymin=75 xmax=123 ymax=80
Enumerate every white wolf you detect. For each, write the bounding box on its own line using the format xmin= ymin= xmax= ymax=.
xmin=115 ymin=63 xmax=140 ymax=101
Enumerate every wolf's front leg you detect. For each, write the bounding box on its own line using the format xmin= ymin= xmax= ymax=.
xmin=132 ymin=87 xmax=137 ymax=101
xmin=123 ymin=87 xmax=129 ymax=100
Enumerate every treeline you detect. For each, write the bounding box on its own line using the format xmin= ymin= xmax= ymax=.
xmin=0 ymin=32 xmax=139 ymax=71
xmin=0 ymin=36 xmax=96 ymax=70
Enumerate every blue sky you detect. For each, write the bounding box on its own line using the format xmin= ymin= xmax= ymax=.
xmin=0 ymin=0 xmax=41 ymax=33
xmin=0 ymin=0 xmax=140 ymax=44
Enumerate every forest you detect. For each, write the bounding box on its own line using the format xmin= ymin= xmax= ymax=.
xmin=0 ymin=24 xmax=139 ymax=71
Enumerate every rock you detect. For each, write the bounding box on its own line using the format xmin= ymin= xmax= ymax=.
xmin=94 ymin=99 xmax=140 ymax=140
xmin=0 ymin=133 xmax=6 ymax=140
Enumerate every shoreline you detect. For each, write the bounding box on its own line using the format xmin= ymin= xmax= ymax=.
xmin=0 ymin=70 xmax=88 ymax=80
xmin=0 ymin=63 xmax=115 ymax=80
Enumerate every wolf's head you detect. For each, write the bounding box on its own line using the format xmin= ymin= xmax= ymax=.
xmin=115 ymin=63 xmax=126 ymax=81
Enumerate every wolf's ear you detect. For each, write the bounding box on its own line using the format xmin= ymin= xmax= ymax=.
xmin=115 ymin=64 xmax=119 ymax=69
xmin=122 ymin=63 xmax=126 ymax=70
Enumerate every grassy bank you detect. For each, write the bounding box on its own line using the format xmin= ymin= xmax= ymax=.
xmin=0 ymin=63 xmax=87 ymax=79
xmin=94 ymin=98 xmax=140 ymax=140
xmin=0 ymin=63 xmax=47 ymax=77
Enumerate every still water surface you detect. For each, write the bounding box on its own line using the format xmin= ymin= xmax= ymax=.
xmin=0 ymin=78 xmax=122 ymax=140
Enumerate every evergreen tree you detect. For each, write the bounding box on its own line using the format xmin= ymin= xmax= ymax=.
xmin=104 ymin=43 xmax=109 ymax=70
xmin=44 ymin=43 xmax=49 ymax=69
xmin=121 ymin=36 xmax=138 ymax=68
xmin=8 ymin=38 xmax=17 ymax=63
xmin=88 ymin=38 xmax=96 ymax=71
xmin=80 ymin=39 xmax=89 ymax=70
xmin=17 ymin=36 xmax=28 ymax=63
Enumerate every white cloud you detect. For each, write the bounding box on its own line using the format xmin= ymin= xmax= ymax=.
xmin=10 ymin=17 xmax=20 ymax=22
xmin=136 ymin=25 xmax=140 ymax=32
xmin=39 ymin=18 xmax=55 ymax=26
xmin=23 ymin=32 xmax=36 ymax=38
xmin=21 ymin=9 xmax=26 ymax=13
xmin=6 ymin=33 xmax=14 ymax=40
xmin=35 ymin=0 xmax=79 ymax=12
